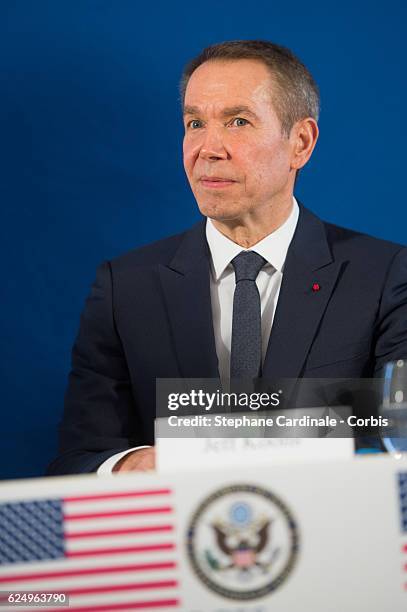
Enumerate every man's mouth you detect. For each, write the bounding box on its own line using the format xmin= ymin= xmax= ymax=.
xmin=199 ymin=176 xmax=237 ymax=189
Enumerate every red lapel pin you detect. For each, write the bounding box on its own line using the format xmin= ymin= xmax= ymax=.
xmin=312 ymin=283 xmax=321 ymax=292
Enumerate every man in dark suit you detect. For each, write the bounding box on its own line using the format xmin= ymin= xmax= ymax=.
xmin=47 ymin=41 xmax=407 ymax=476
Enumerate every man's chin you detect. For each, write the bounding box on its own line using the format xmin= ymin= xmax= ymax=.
xmin=196 ymin=201 xmax=246 ymax=222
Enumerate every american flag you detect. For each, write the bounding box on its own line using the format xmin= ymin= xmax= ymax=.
xmin=398 ymin=472 xmax=407 ymax=592
xmin=0 ymin=486 xmax=180 ymax=611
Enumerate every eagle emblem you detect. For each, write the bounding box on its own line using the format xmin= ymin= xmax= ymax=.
xmin=187 ymin=484 xmax=299 ymax=601
xmin=208 ymin=510 xmax=279 ymax=573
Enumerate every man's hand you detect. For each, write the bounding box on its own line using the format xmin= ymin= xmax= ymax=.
xmin=112 ymin=447 xmax=156 ymax=472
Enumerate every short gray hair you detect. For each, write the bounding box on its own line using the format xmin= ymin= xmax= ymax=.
xmin=180 ymin=40 xmax=320 ymax=136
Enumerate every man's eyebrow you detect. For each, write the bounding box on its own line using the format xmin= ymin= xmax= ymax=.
xmin=183 ymin=105 xmax=259 ymax=120
xmin=183 ymin=105 xmax=201 ymax=116
xmin=219 ymin=106 xmax=259 ymax=120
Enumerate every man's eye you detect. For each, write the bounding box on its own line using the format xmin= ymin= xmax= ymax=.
xmin=231 ymin=117 xmax=249 ymax=127
xmin=188 ymin=119 xmax=203 ymax=129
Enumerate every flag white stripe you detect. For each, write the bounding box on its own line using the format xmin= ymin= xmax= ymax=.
xmin=0 ymin=556 xmax=177 ymax=577
xmin=65 ymin=521 xmax=173 ymax=536
xmin=64 ymin=589 xmax=180 ymax=607
xmin=66 ymin=534 xmax=175 ymax=552
xmin=0 ymin=569 xmax=178 ymax=589
xmin=64 ymin=516 xmax=175 ymax=532
xmin=64 ymin=499 xmax=172 ymax=515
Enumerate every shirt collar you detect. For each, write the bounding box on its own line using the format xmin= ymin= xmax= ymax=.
xmin=205 ymin=198 xmax=299 ymax=280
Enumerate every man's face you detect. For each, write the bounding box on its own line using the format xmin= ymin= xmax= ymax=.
xmin=183 ymin=59 xmax=298 ymax=223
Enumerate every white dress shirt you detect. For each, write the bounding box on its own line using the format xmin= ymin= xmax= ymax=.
xmin=98 ymin=198 xmax=299 ymax=473
xmin=207 ymin=199 xmax=299 ymax=382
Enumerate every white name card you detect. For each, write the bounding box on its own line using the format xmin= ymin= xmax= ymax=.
xmin=156 ymin=434 xmax=354 ymax=472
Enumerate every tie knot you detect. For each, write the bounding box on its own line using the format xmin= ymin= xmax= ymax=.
xmin=231 ymin=251 xmax=266 ymax=283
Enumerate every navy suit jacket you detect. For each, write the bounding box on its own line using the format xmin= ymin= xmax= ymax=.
xmin=47 ymin=205 xmax=407 ymax=475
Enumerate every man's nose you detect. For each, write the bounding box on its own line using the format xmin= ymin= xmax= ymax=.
xmin=199 ymin=126 xmax=228 ymax=161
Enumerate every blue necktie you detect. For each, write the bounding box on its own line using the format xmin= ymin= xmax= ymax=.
xmin=230 ymin=251 xmax=266 ymax=379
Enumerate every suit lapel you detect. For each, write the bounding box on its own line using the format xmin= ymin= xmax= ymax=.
xmin=158 ymin=221 xmax=220 ymax=378
xmin=263 ymin=206 xmax=345 ymax=380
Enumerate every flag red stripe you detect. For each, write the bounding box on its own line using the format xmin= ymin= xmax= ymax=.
xmin=64 ymin=507 xmax=172 ymax=520
xmin=38 ymin=599 xmax=179 ymax=612
xmin=64 ymin=490 xmax=172 ymax=503
xmin=66 ymin=543 xmax=175 ymax=558
xmin=403 ymin=544 xmax=407 ymax=553
xmin=66 ymin=525 xmax=173 ymax=539
xmin=61 ymin=580 xmax=178 ymax=596
xmin=0 ymin=562 xmax=176 ymax=583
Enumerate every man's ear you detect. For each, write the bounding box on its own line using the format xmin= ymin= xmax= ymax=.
xmin=290 ymin=118 xmax=319 ymax=171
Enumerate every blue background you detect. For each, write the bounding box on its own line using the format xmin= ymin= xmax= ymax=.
xmin=1 ymin=1 xmax=406 ymax=479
